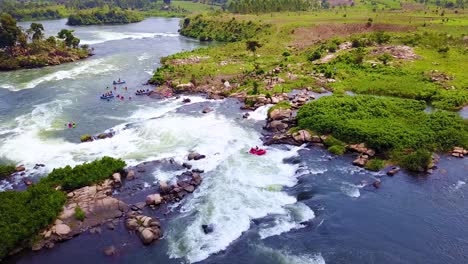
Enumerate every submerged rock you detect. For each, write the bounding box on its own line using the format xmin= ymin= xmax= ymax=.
xmin=202 ymin=107 xmax=213 ymax=113
xmin=188 ymin=152 xmax=205 ymax=161
xmin=387 ymin=167 xmax=400 ymax=176
xmin=103 ymin=245 xmax=117 ymax=256
xmin=202 ymin=224 xmax=214 ymax=234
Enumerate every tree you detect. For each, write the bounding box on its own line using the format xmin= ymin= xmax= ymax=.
xmin=246 ymin=40 xmax=262 ymax=62
xmin=57 ymin=29 xmax=80 ymax=48
xmin=28 ymin=23 xmax=45 ymax=41
xmin=0 ymin=13 xmax=21 ymax=49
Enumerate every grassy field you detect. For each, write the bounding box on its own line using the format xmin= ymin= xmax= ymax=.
xmin=153 ymin=4 xmax=468 ymax=108
xmin=149 ymin=3 xmax=468 ymax=168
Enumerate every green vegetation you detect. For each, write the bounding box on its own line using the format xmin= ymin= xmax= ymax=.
xmin=297 ymin=95 xmax=468 ymax=170
xmin=365 ymin=159 xmax=385 ymax=171
xmin=179 ymin=14 xmax=270 ymax=42
xmin=0 ymin=156 xmax=125 ymax=260
xmin=324 ymin=135 xmax=347 ymax=155
xmin=328 ymin=145 xmax=346 ymax=155
xmin=67 ymin=8 xmax=143 ymax=26
xmin=397 ymin=149 xmax=432 ymax=172
xmin=228 ymin=0 xmax=318 ymax=13
xmin=0 ymin=0 xmax=222 ymax=21
xmin=74 ymin=206 xmax=86 ymax=221
xmin=0 ymin=184 xmax=66 ymax=260
xmin=0 ymin=164 xmax=16 ymax=179
xmin=147 ymin=3 xmax=468 ymax=172
xmin=40 ymin=156 xmax=126 ymax=191
xmin=0 ymin=14 xmax=90 ymax=71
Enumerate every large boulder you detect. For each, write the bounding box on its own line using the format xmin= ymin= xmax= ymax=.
xmin=352 ymin=155 xmax=368 ymax=167
xmin=269 ymin=108 xmax=292 ymax=120
xmin=15 ymin=165 xmax=25 ymax=172
xmin=126 ymin=170 xmax=135 ymax=181
xmin=269 ymin=121 xmax=289 ymax=132
xmin=112 ymin=173 xmax=122 ymax=186
xmin=292 ymin=130 xmax=312 ymax=143
xmin=126 ymin=213 xmax=162 ymax=245
xmin=159 ymin=181 xmax=171 ymax=194
xmin=146 ymin=194 xmax=162 ymax=206
xmin=55 ymin=224 xmax=71 ymax=236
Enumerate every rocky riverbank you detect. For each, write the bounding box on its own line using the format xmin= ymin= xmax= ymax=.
xmin=3 ymin=153 xmax=206 ymax=258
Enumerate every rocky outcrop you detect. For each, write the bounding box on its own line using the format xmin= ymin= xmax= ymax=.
xmin=125 ymin=212 xmax=162 ymax=245
xmin=269 ymin=108 xmax=292 ymax=121
xmin=352 ymin=154 xmax=369 ymax=167
xmin=451 ymin=147 xmax=467 ymax=158
xmin=34 ymin=179 xmax=128 ymax=251
xmin=145 ymin=193 xmax=162 ymax=206
xmin=347 ymin=143 xmax=375 ymax=157
xmin=292 ymin=130 xmax=312 ymax=143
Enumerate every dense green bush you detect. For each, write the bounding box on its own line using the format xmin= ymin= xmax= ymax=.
xmin=67 ymin=8 xmax=143 ymax=25
xmin=0 ymin=164 xmax=16 ymax=179
xmin=0 ymin=156 xmax=125 ymax=259
xmin=365 ymin=159 xmax=385 ymax=171
xmin=0 ymin=184 xmax=66 ymax=260
xmin=397 ymin=149 xmax=432 ymax=172
xmin=323 ymin=135 xmax=346 ymax=147
xmin=179 ymin=15 xmax=270 ymax=42
xmin=74 ymin=206 xmax=86 ymax=221
xmin=297 ymin=95 xmax=468 ymax=169
xmin=40 ymin=156 xmax=126 ymax=191
xmin=328 ymin=145 xmax=346 ymax=155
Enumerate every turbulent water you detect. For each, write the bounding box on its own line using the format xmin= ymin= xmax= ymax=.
xmin=1 ymin=18 xmax=468 ymax=264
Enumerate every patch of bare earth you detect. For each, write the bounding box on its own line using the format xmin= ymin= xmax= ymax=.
xmin=293 ymin=23 xmax=416 ymax=49
xmin=370 ymin=45 xmax=421 ymax=61
xmin=167 ymin=56 xmax=210 ymax=65
xmin=328 ymin=0 xmax=355 ymax=6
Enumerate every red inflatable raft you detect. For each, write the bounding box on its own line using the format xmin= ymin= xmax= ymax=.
xmin=250 ymin=148 xmax=266 ymax=156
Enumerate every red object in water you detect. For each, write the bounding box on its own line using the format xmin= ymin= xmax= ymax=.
xmin=250 ymin=148 xmax=266 ymax=156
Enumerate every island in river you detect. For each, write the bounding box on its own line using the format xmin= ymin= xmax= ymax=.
xmin=0 ymin=14 xmax=91 ymax=71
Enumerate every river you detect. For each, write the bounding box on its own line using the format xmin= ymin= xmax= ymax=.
xmin=1 ymin=18 xmax=468 ymax=264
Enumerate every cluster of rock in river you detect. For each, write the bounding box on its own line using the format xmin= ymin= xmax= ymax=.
xmin=30 ymin=155 xmax=205 ymax=255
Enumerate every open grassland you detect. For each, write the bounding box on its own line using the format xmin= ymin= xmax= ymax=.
xmin=151 ymin=4 xmax=468 ymax=169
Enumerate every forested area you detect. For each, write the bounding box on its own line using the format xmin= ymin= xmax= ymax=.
xmin=67 ymin=8 xmax=143 ymax=25
xmin=0 ymin=13 xmax=90 ymax=70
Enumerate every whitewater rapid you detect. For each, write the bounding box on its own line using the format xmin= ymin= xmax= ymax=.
xmin=0 ymin=94 xmax=316 ymax=263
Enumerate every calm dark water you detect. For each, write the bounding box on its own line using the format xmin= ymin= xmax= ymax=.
xmin=1 ymin=18 xmax=468 ymax=264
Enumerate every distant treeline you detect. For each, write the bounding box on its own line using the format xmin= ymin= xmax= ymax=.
xmin=227 ymin=0 xmax=319 ymax=13
xmin=67 ymin=8 xmax=143 ymax=25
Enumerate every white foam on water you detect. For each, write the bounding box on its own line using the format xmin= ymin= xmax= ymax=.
xmin=340 ymin=182 xmax=366 ymax=198
xmin=247 ymin=104 xmax=273 ymax=120
xmin=137 ymin=53 xmax=152 ymax=61
xmin=81 ymin=31 xmax=179 ymax=45
xmin=258 ymin=202 xmax=315 ymax=239
xmin=3 ymin=59 xmax=117 ymax=90
xmin=455 ymin=180 xmax=466 ymax=190
xmin=0 ymin=96 xmax=210 ymax=170
xmin=128 ymin=96 xmax=211 ymax=121
xmin=166 ymin=140 xmax=307 ymax=263
xmin=0 ymin=93 xmax=311 ymax=263
xmin=256 ymin=245 xmax=326 ymax=264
